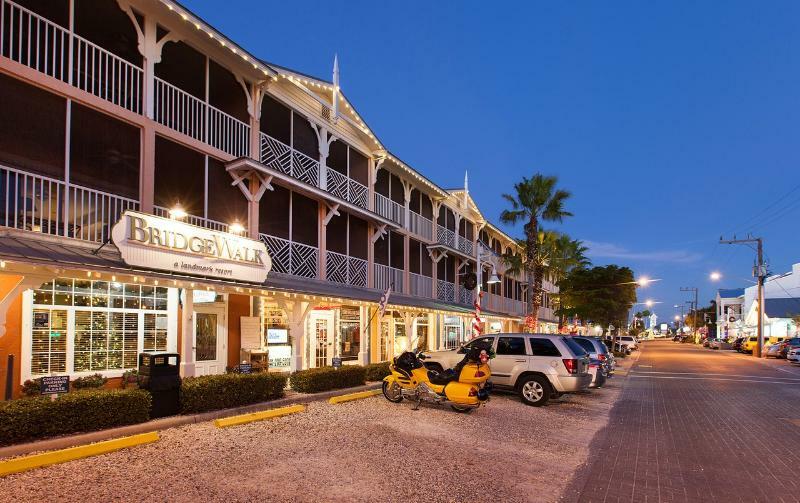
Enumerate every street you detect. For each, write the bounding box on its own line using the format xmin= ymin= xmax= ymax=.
xmin=568 ymin=340 xmax=800 ymax=502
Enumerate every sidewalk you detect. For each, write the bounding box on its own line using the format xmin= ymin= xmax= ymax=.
xmin=0 ymin=382 xmax=381 ymax=460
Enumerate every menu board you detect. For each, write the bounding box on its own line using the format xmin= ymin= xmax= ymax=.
xmin=240 ymin=316 xmax=262 ymax=349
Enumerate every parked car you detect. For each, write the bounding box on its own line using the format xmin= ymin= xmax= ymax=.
xmin=616 ymin=335 xmax=638 ymax=351
xmin=710 ymin=339 xmax=732 ymax=350
xmin=788 ymin=347 xmax=800 ymax=362
xmin=572 ymin=336 xmax=614 ymax=376
xmin=422 ymin=333 xmax=592 ymax=407
xmin=779 ymin=338 xmax=800 ymax=358
xmin=732 ymin=337 xmax=745 ymax=352
xmin=587 ymin=359 xmax=607 ymax=388
xmin=765 ymin=343 xmax=782 ymax=358
xmin=742 ymin=336 xmax=758 ymax=354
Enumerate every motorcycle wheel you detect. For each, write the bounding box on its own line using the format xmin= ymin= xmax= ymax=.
xmin=382 ymin=381 xmax=403 ymax=403
xmin=450 ymin=404 xmax=474 ymax=413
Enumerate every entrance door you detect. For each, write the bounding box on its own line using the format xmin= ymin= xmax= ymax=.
xmin=309 ymin=311 xmax=334 ymax=368
xmin=194 ymin=305 xmax=227 ymax=376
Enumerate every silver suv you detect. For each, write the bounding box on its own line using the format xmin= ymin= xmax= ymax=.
xmin=423 ymin=333 xmax=591 ymax=406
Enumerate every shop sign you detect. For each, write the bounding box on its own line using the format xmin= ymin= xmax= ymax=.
xmin=235 ymin=363 xmax=252 ymax=374
xmin=40 ymin=375 xmax=69 ymax=395
xmin=112 ymin=211 xmax=271 ymax=283
xmin=267 ymin=328 xmax=288 ymax=344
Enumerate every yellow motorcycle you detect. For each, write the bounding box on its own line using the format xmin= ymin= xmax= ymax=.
xmin=382 ymin=347 xmax=492 ymax=412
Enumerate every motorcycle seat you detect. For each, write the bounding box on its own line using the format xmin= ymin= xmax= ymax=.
xmin=427 ymin=368 xmax=458 ymax=385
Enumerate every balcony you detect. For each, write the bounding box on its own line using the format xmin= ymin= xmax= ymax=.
xmin=409 ymin=211 xmax=433 ymax=241
xmin=152 ymin=206 xmax=232 ymax=233
xmin=326 ymin=250 xmax=367 ymax=287
xmin=374 ymin=193 xmax=404 ymax=226
xmin=0 ymin=164 xmax=138 ymax=243
xmin=457 ymin=285 xmax=474 ymax=306
xmin=374 ymin=263 xmax=403 ymax=293
xmin=409 ymin=272 xmax=432 ymax=298
xmin=436 ymin=225 xmax=455 ymax=248
xmin=484 ymin=293 xmax=526 ymax=317
xmin=457 ymin=237 xmax=474 ymax=256
xmin=259 ymin=234 xmax=318 ymax=279
xmin=437 ymin=280 xmax=455 ymax=303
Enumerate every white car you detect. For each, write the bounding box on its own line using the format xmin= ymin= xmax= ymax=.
xmin=616 ymin=336 xmax=638 ymax=351
xmin=788 ymin=347 xmax=800 ymax=362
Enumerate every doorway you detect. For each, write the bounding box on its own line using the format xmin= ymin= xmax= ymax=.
xmin=309 ymin=310 xmax=335 ymax=368
xmin=194 ymin=304 xmax=227 ymax=376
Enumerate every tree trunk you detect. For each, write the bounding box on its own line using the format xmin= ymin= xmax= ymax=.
xmin=525 ymin=216 xmax=538 ymax=329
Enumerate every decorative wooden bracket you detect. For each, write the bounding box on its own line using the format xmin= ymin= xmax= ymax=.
xmin=229 ymin=169 xmax=273 ymax=203
xmin=371 ymin=224 xmax=387 ymax=244
xmin=457 ymin=259 xmax=471 ymax=272
xmin=323 ymin=203 xmax=341 ymax=226
xmin=427 ymin=248 xmax=447 ymax=264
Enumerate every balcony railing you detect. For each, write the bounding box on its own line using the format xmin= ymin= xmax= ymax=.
xmin=374 ymin=193 xmax=404 ymax=226
xmin=153 ymin=206 xmax=232 ymax=233
xmin=0 ymin=164 xmax=138 ymax=243
xmin=259 ymin=233 xmax=318 ymax=279
xmin=436 ymin=225 xmax=455 ymax=248
xmin=484 ymin=293 xmax=526 ymax=317
xmin=326 ymin=250 xmax=367 ymax=287
xmin=327 ymin=168 xmax=368 ymax=209
xmin=437 ymin=280 xmax=455 ymax=303
xmin=458 ymin=285 xmax=474 ymax=306
xmin=457 ymin=237 xmax=474 ymax=256
xmin=409 ymin=212 xmax=433 ymax=241
xmin=374 ymin=263 xmax=403 ymax=293
xmin=154 ymin=78 xmax=250 ymax=158
xmin=1 ymin=0 xmax=144 ymax=114
xmin=409 ymin=272 xmax=432 ymax=298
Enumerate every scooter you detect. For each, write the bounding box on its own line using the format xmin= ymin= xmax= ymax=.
xmin=382 ymin=347 xmax=491 ymax=412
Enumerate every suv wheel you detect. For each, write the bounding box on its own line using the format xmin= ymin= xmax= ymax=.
xmin=518 ymin=375 xmax=550 ymax=407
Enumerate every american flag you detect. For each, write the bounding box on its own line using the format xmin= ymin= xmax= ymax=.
xmin=378 ymin=285 xmax=392 ymax=317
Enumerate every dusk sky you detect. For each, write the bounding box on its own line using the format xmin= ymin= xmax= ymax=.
xmin=185 ymin=0 xmax=800 ymax=321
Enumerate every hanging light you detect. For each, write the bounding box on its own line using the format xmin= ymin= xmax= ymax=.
xmin=487 ymin=265 xmax=500 ymax=284
xmin=229 ymin=222 xmax=245 ymax=235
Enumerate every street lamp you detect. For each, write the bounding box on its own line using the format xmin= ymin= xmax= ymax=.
xmin=709 ymin=271 xmax=722 ymax=281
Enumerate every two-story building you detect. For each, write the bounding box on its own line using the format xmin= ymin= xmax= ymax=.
xmin=0 ymin=0 xmax=558 ymax=396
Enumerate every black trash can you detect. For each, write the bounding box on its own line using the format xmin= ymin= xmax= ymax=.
xmin=138 ymin=352 xmax=181 ymax=418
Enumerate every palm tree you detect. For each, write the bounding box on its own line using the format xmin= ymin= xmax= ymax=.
xmin=500 ymin=174 xmax=572 ymax=328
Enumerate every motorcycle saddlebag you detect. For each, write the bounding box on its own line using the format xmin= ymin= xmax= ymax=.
xmin=443 ymin=381 xmax=480 ymax=405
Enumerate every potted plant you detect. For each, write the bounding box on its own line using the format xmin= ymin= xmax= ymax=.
xmin=121 ymin=369 xmax=139 ymax=389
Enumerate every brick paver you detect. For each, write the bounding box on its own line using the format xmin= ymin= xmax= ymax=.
xmin=566 ymin=340 xmax=800 ymax=503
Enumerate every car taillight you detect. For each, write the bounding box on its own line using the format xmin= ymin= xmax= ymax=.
xmin=563 ymin=358 xmax=578 ymax=374
xmin=597 ymin=354 xmax=607 ymax=361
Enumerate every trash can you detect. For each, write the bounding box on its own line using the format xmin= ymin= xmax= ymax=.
xmin=138 ymin=352 xmax=181 ymax=418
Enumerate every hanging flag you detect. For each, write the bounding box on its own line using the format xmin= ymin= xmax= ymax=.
xmin=378 ymin=285 xmax=391 ymax=317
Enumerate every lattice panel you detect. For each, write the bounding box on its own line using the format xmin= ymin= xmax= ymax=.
xmin=350 ymin=180 xmax=369 ymax=209
xmin=437 ymin=226 xmax=456 ymax=248
xmin=292 ymin=151 xmax=320 ymax=186
xmin=260 ymin=134 xmax=292 ymax=175
xmin=327 ymin=169 xmax=349 ymax=201
xmin=291 ymin=242 xmax=319 ymax=278
xmin=437 ymin=280 xmax=455 ymax=302
xmin=326 ymin=251 xmax=349 ymax=284
xmin=261 ymin=235 xmax=291 ymax=274
xmin=349 ymin=257 xmax=368 ymax=287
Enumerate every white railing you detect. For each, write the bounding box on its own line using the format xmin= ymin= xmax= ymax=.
xmin=437 ymin=280 xmax=455 ymax=303
xmin=1 ymin=0 xmax=144 ymax=114
xmin=326 ymin=250 xmax=367 ymax=287
xmin=374 ymin=263 xmax=403 ymax=293
xmin=484 ymin=293 xmax=526 ymax=316
xmin=458 ymin=237 xmax=474 ymax=256
xmin=0 ymin=164 xmax=138 ymax=243
xmin=409 ymin=212 xmax=433 ymax=241
xmin=458 ymin=286 xmax=474 ymax=306
xmin=259 ymin=233 xmax=318 ymax=279
xmin=327 ymin=168 xmax=368 ymax=209
xmin=410 ymin=272 xmax=432 ymax=298
xmin=153 ymin=206 xmax=231 ymax=233
xmin=436 ymin=225 xmax=456 ymax=248
xmin=260 ymin=132 xmax=321 ymax=187
xmin=154 ymin=77 xmax=250 ymax=158
xmin=374 ymin=193 xmax=404 ymax=226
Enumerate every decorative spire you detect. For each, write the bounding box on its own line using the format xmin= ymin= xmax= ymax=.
xmin=332 ymin=54 xmax=340 ymax=122
xmin=463 ymin=171 xmax=469 ymax=209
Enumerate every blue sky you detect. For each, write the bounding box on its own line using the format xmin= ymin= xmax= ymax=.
xmin=184 ymin=0 xmax=800 ymax=321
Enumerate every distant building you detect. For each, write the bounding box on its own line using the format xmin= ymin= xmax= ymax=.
xmin=716 ymin=288 xmax=745 ymax=339
xmin=742 ymin=264 xmax=800 ymax=339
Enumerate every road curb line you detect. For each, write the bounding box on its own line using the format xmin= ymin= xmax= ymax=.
xmin=214 ymin=404 xmax=306 ymax=428
xmin=328 ymin=389 xmax=382 ymax=404
xmin=0 ymin=432 xmax=159 ymax=477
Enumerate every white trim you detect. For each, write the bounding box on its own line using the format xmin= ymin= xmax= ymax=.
xmin=21 ymin=289 xmax=32 ymax=383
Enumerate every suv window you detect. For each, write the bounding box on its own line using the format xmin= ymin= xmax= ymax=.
xmin=497 ymin=337 xmax=527 ymax=356
xmin=529 ymin=338 xmax=561 ymax=357
xmin=573 ymin=338 xmax=596 ymax=354
xmin=458 ymin=337 xmax=494 ymax=354
xmin=562 ymin=337 xmax=588 ymax=357
xmin=620 ymin=336 xmax=633 ymax=341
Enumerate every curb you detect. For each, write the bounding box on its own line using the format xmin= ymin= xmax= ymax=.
xmin=0 ymin=432 xmax=160 ymax=477
xmin=0 ymin=382 xmax=381 ymax=460
xmin=214 ymin=404 xmax=306 ymax=428
xmin=328 ymin=388 xmax=382 ymax=404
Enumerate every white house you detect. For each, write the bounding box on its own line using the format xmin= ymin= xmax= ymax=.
xmin=742 ymin=263 xmax=800 ymax=340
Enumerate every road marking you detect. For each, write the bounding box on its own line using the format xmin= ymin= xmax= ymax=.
xmin=629 ymin=375 xmax=800 ymax=384
xmin=328 ymin=389 xmax=381 ymax=404
xmin=630 ymin=370 xmax=800 ymax=381
xmin=214 ymin=404 xmax=306 ymax=428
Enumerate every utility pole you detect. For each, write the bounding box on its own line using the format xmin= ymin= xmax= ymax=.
xmin=681 ymin=287 xmax=699 ymax=342
xmin=720 ymin=235 xmax=766 ymax=358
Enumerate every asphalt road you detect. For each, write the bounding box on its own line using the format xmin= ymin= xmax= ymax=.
xmin=567 ymin=339 xmax=800 ymax=503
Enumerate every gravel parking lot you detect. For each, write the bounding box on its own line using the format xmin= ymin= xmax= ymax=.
xmin=0 ymin=380 xmax=622 ymax=503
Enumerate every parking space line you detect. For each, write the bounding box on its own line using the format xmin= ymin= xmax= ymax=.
xmin=214 ymin=404 xmax=306 ymax=428
xmin=629 ymin=375 xmax=800 ymax=384
xmin=328 ymin=389 xmax=381 ymax=404
xmin=630 ymin=370 xmax=800 ymax=380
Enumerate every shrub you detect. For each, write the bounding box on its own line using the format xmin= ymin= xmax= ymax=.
xmin=20 ymin=378 xmax=41 ymax=397
xmin=121 ymin=369 xmax=139 ymax=389
xmin=72 ymin=373 xmax=107 ymax=390
xmin=181 ymin=372 xmax=287 ymax=414
xmin=290 ymin=366 xmax=366 ymax=393
xmin=0 ymin=389 xmax=151 ymax=446
xmin=363 ymin=362 xmax=391 ymax=381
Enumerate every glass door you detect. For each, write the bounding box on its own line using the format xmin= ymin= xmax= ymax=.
xmin=194 ymin=306 xmax=226 ymax=375
xmin=309 ymin=311 xmax=334 ymax=368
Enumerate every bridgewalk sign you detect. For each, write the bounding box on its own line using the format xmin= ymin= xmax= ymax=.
xmin=112 ymin=211 xmax=271 ymax=283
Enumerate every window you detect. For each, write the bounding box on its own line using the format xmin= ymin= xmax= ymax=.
xmin=529 ymin=338 xmax=561 ymax=357
xmin=497 ymin=337 xmax=527 ymax=356
xmin=458 ymin=336 xmax=495 ymax=354
xmin=29 ymin=278 xmax=174 ymax=377
xmin=573 ymin=338 xmax=596 ymax=354
xmin=261 ymin=305 xmax=292 ymax=369
xmin=562 ymin=337 xmax=588 ymax=356
xmin=339 ymin=306 xmax=361 ymax=361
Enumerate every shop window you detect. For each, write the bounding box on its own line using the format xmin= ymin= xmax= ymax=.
xmin=156 ymin=41 xmax=205 ymax=99
xmin=261 ymin=305 xmax=292 ymax=369
xmin=392 ymin=311 xmax=407 ymax=355
xmin=207 ymin=157 xmax=247 ymax=226
xmin=153 ymin=136 xmax=205 ymax=217
xmin=259 ymin=184 xmax=290 ymax=239
xmin=443 ymin=316 xmax=463 ymax=349
xmin=292 ymin=113 xmax=318 ymax=159
xmin=70 ymin=103 xmax=140 ymax=199
xmin=30 ymin=278 xmax=172 ymax=376
xmin=349 ymin=149 xmax=368 ymax=186
xmin=0 ymin=73 xmax=65 ymax=179
xmin=349 ymin=215 xmax=368 ymax=260
xmin=339 ymin=306 xmax=360 ymax=361
xmin=291 ymin=192 xmax=318 ymax=246
xmin=260 ymin=94 xmax=291 ymax=145
xmin=414 ymin=316 xmax=429 ymax=352
xmin=74 ymin=0 xmax=142 ymax=67
xmin=208 ymin=60 xmax=248 ymax=123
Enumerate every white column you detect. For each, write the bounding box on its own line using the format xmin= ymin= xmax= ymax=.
xmin=180 ymin=289 xmax=195 ymax=377
xmin=285 ymin=300 xmax=310 ymax=372
xmin=358 ymin=305 xmax=369 ymax=365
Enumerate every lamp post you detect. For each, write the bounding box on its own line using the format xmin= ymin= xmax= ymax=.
xmin=474 ymin=242 xmax=500 ymax=337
